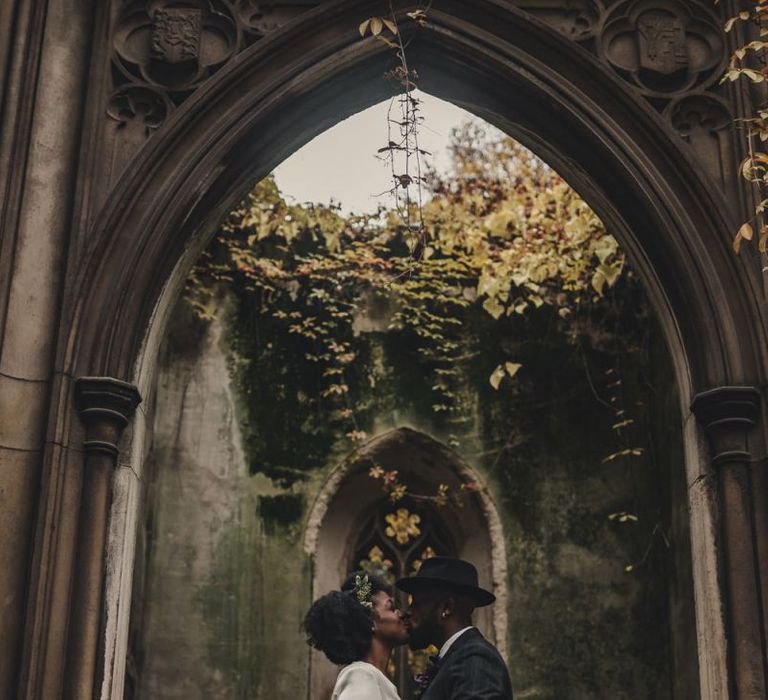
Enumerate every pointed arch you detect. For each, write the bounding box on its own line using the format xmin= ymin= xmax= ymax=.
xmin=304 ymin=427 xmax=508 ymax=698
xmin=24 ymin=2 xmax=768 ymax=697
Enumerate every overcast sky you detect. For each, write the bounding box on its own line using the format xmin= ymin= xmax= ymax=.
xmin=273 ymin=92 xmax=501 ymax=215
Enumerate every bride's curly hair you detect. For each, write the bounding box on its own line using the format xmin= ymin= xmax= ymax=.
xmin=303 ymin=572 xmax=388 ymax=665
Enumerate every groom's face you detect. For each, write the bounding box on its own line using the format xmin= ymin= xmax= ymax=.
xmin=404 ymin=588 xmax=444 ymax=650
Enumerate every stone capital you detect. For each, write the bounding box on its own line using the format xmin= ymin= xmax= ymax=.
xmin=74 ymin=377 xmax=142 ymax=457
xmin=691 ymin=386 xmax=761 ymax=466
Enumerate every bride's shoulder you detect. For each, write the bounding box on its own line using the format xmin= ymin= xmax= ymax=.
xmin=336 ymin=661 xmax=379 ymax=683
xmin=333 ymin=662 xmax=399 ymax=699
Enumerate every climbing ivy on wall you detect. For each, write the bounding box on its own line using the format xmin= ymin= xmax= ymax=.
xmin=722 ymin=0 xmax=768 ymax=254
xmin=185 ymin=124 xmax=636 ymax=486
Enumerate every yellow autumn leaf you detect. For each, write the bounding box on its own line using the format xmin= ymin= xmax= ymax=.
xmin=725 ymin=11 xmax=750 ymax=32
xmin=591 ymin=269 xmax=606 ymax=295
xmin=482 ymin=296 xmax=505 ymax=320
xmin=743 ymin=68 xmax=765 ymax=83
xmin=382 ymin=18 xmax=398 ymax=34
xmin=489 ymin=364 xmax=505 ymax=390
xmin=598 ymin=262 xmax=622 ymax=288
xmin=734 ymin=222 xmax=753 ymax=253
xmin=741 ymin=156 xmax=756 ymax=181
xmin=760 ymin=226 xmax=768 ymax=253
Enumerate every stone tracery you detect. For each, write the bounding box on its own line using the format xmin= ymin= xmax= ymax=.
xmin=103 ymin=0 xmax=732 ymax=193
xmin=598 ymin=0 xmax=725 ymax=98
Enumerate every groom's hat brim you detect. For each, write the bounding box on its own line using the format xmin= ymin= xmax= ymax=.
xmin=395 ymin=557 xmax=496 ymax=607
xmin=396 ymin=576 xmax=496 ymax=607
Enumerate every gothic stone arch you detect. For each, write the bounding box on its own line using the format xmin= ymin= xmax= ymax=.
xmin=10 ymin=2 xmax=768 ymax=699
xmin=304 ymin=427 xmax=508 ymax=698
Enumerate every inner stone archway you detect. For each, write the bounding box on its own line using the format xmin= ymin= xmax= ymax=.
xmin=306 ymin=428 xmax=508 ymax=699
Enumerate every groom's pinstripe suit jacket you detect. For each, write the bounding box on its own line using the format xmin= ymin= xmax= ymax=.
xmin=421 ymin=628 xmax=513 ymax=700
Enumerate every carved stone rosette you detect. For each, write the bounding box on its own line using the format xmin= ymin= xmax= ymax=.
xmin=515 ymin=0 xmax=732 ymax=190
xmin=108 ymin=0 xmax=319 ymax=126
xmin=597 ymin=0 xmax=725 ymax=99
xmin=112 ymin=1 xmax=239 ymax=98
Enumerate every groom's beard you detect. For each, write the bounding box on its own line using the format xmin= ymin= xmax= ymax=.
xmin=408 ymin=611 xmax=441 ymax=650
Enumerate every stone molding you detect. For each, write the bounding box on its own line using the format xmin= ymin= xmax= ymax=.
xmin=107 ymin=0 xmax=729 ymax=120
xmin=65 ymin=377 xmax=142 ymax=699
xmin=691 ymin=385 xmax=766 ymax=699
xmin=100 ymin=0 xmax=732 ymax=190
xmin=75 ymin=376 xmax=142 ymax=456
xmin=691 ymin=386 xmax=761 ymax=466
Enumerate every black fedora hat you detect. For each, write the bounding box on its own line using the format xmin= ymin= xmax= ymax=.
xmin=396 ymin=556 xmax=495 ymax=607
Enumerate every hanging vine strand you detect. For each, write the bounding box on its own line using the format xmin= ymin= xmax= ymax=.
xmin=360 ymin=4 xmax=431 ymax=257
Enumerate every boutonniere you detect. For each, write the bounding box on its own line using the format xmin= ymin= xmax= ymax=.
xmin=413 ymin=654 xmax=440 ymax=698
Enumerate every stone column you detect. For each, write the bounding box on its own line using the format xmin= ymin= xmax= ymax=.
xmin=0 ymin=0 xmax=96 ymax=695
xmin=692 ymin=386 xmax=765 ymax=699
xmin=65 ymin=377 xmax=141 ymax=700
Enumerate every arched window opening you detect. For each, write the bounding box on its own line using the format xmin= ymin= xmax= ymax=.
xmin=307 ymin=427 xmax=507 ymax=700
xmin=352 ymin=497 xmax=456 ymax=697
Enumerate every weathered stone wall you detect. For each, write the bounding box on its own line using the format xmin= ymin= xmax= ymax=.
xmin=130 ymin=283 xmax=699 ymax=699
xmin=128 ymin=309 xmax=310 ymax=699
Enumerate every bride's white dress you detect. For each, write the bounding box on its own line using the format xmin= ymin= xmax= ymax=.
xmin=332 ymin=661 xmax=401 ymax=700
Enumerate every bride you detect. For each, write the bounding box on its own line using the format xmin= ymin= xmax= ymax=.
xmin=303 ymin=572 xmax=408 ymax=699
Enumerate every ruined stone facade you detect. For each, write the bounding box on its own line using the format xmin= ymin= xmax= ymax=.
xmin=1 ymin=1 xmax=767 ymax=698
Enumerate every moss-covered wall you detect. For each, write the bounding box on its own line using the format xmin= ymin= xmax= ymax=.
xmin=129 ymin=287 xmax=699 ymax=699
xmin=129 ymin=311 xmax=311 ymax=698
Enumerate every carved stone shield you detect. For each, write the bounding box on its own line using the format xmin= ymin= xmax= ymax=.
xmin=636 ymin=11 xmax=688 ymax=75
xmin=151 ymin=8 xmax=202 ymax=64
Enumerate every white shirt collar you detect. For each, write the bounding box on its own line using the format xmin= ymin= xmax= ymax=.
xmin=438 ymin=626 xmax=474 ymax=659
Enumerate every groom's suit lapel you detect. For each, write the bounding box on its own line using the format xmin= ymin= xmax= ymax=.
xmin=422 ymin=628 xmax=483 ymax=699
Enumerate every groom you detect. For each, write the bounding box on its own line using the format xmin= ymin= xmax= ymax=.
xmin=397 ymin=557 xmax=513 ymax=699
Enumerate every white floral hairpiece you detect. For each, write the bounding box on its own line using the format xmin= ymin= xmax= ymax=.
xmin=353 ymin=574 xmax=373 ymax=609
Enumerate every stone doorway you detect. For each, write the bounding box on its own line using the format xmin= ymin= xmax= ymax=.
xmin=11 ymin=3 xmax=768 ymax=699
xmin=305 ymin=427 xmax=507 ymax=700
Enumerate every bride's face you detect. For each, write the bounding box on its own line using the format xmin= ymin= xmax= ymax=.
xmin=371 ymin=590 xmax=408 ymax=646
